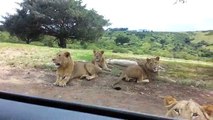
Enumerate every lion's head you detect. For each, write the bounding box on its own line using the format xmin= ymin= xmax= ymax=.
xmin=52 ymin=51 xmax=71 ymax=68
xmin=164 ymin=96 xmax=210 ymax=120
xmin=93 ymin=50 xmax=104 ymax=62
xmin=145 ymin=56 xmax=161 ymax=73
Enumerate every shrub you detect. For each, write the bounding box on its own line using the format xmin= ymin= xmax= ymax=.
xmin=42 ymin=35 xmax=56 ymax=47
xmin=0 ymin=31 xmax=22 ymax=43
xmin=112 ymin=47 xmax=129 ymax=53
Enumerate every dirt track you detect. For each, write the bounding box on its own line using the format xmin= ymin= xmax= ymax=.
xmin=0 ymin=66 xmax=212 ymax=117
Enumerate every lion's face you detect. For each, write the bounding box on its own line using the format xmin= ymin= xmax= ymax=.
xmin=52 ymin=51 xmax=71 ymax=68
xmin=165 ymin=96 xmax=210 ymax=120
xmin=145 ymin=57 xmax=160 ymax=72
xmin=93 ymin=50 xmax=104 ymax=62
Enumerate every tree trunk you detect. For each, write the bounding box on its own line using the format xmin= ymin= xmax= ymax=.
xmin=58 ymin=38 xmax=67 ymax=48
xmin=26 ymin=38 xmax=30 ymax=44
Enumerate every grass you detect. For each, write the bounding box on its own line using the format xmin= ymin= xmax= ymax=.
xmin=191 ymin=31 xmax=213 ymax=51
xmin=0 ymin=43 xmax=212 ymax=89
xmin=176 ymin=79 xmax=213 ymax=89
xmin=192 ymin=31 xmax=213 ymax=44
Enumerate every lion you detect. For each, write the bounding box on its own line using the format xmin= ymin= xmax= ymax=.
xmin=92 ymin=50 xmax=111 ymax=71
xmin=112 ymin=56 xmax=161 ymax=88
xmin=52 ymin=51 xmax=101 ymax=87
xmin=164 ymin=96 xmax=212 ymax=120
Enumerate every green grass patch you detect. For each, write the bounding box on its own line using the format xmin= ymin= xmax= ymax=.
xmin=176 ymin=79 xmax=213 ymax=89
xmin=192 ymin=31 xmax=213 ymax=44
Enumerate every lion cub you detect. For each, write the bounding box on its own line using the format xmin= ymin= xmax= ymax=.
xmin=52 ymin=51 xmax=101 ymax=87
xmin=112 ymin=57 xmax=161 ymax=87
xmin=92 ymin=50 xmax=111 ymax=71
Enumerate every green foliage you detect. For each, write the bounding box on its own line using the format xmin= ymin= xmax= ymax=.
xmin=103 ymin=30 xmax=213 ymax=61
xmin=112 ymin=47 xmax=129 ymax=53
xmin=2 ymin=2 xmax=41 ymax=44
xmin=1 ymin=22 xmax=213 ymax=62
xmin=41 ymin=35 xmax=56 ymax=47
xmin=67 ymin=42 xmax=82 ymax=49
xmin=0 ymin=31 xmax=22 ymax=43
xmin=2 ymin=0 xmax=109 ymax=48
xmin=114 ymin=35 xmax=130 ymax=45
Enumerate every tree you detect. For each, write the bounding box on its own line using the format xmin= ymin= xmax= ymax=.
xmin=2 ymin=0 xmax=109 ymax=48
xmin=114 ymin=35 xmax=130 ymax=45
xmin=73 ymin=9 xmax=109 ymax=45
xmin=2 ymin=3 xmax=41 ymax=44
xmin=183 ymin=37 xmax=191 ymax=45
xmin=173 ymin=0 xmax=187 ymax=4
xmin=107 ymin=28 xmax=128 ymax=32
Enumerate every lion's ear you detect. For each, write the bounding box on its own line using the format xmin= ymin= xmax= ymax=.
xmin=64 ymin=51 xmax=70 ymax=58
xmin=93 ymin=50 xmax=96 ymax=54
xmin=164 ymin=96 xmax=177 ymax=106
xmin=136 ymin=59 xmax=142 ymax=65
xmin=146 ymin=58 xmax=151 ymax=63
xmin=156 ymin=56 xmax=160 ymax=61
xmin=101 ymin=50 xmax=104 ymax=54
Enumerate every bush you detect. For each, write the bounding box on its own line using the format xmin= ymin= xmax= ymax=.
xmin=173 ymin=52 xmax=197 ymax=60
xmin=42 ymin=35 xmax=56 ymax=47
xmin=112 ymin=47 xmax=129 ymax=53
xmin=96 ymin=38 xmax=117 ymax=49
xmin=86 ymin=43 xmax=99 ymax=50
xmin=0 ymin=31 xmax=22 ymax=43
xmin=152 ymin=49 xmax=174 ymax=58
xmin=67 ymin=42 xmax=82 ymax=49
xmin=114 ymin=35 xmax=130 ymax=45
xmin=132 ymin=49 xmax=144 ymax=55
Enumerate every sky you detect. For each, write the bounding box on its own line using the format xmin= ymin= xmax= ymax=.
xmin=0 ymin=0 xmax=213 ymax=32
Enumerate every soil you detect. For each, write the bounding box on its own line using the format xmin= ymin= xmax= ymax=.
xmin=0 ymin=65 xmax=212 ymax=117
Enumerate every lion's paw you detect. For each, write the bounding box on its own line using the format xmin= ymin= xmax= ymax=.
xmin=137 ymin=79 xmax=149 ymax=83
xmin=80 ymin=75 xmax=87 ymax=79
xmin=58 ymin=81 xmax=67 ymax=87
xmin=86 ymin=76 xmax=95 ymax=80
xmin=53 ymin=81 xmax=59 ymax=86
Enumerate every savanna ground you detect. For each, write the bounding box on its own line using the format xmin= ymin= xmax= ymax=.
xmin=0 ymin=43 xmax=212 ymax=117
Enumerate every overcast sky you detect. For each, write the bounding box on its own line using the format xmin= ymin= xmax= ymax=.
xmin=0 ymin=0 xmax=213 ymax=32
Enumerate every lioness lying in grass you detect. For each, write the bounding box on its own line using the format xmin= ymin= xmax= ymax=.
xmin=52 ymin=51 xmax=101 ymax=87
xmin=92 ymin=50 xmax=111 ymax=71
xmin=112 ymin=57 xmax=161 ymax=88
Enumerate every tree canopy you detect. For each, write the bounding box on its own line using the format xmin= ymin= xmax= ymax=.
xmin=115 ymin=35 xmax=130 ymax=45
xmin=2 ymin=0 xmax=109 ymax=48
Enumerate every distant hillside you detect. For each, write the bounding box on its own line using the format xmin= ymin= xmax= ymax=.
xmin=99 ymin=29 xmax=213 ymax=61
xmin=0 ymin=30 xmax=213 ymax=62
xmin=191 ymin=31 xmax=213 ymax=44
xmin=189 ymin=31 xmax=213 ymax=51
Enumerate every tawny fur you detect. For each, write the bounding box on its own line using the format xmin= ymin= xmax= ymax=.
xmin=164 ymin=96 xmax=177 ymax=110
xmin=92 ymin=50 xmax=111 ymax=71
xmin=164 ymin=96 xmax=211 ymax=120
xmin=112 ymin=57 xmax=160 ymax=87
xmin=202 ymin=104 xmax=213 ymax=118
xmin=52 ymin=51 xmax=101 ymax=87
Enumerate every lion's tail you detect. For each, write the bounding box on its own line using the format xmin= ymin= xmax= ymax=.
xmin=111 ymin=72 xmax=124 ymax=89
